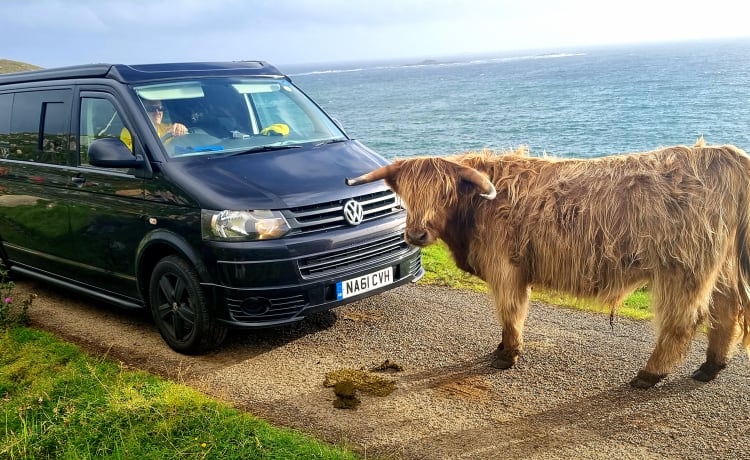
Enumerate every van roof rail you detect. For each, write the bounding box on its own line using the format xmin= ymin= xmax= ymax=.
xmin=0 ymin=61 xmax=285 ymax=85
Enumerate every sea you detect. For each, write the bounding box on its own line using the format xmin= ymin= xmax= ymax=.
xmin=282 ymin=38 xmax=750 ymax=160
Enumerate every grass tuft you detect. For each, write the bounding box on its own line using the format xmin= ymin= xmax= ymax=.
xmin=0 ymin=267 xmax=36 ymax=329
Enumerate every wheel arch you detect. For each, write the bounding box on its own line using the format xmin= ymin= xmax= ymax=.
xmin=135 ymin=229 xmax=212 ymax=304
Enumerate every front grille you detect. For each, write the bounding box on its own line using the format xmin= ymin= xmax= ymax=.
xmin=409 ymin=252 xmax=423 ymax=276
xmin=299 ymin=233 xmax=410 ymax=278
xmin=284 ymin=190 xmax=401 ymax=234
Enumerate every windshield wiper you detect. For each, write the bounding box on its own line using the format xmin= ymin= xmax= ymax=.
xmin=314 ymin=138 xmax=348 ymax=147
xmin=230 ymin=144 xmax=302 ymax=157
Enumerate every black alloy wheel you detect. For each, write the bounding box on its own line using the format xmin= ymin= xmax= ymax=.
xmin=149 ymin=255 xmax=227 ymax=354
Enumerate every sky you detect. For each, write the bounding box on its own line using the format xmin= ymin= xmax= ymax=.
xmin=2 ymin=0 xmax=749 ymax=69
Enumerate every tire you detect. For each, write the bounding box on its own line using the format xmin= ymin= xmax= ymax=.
xmin=149 ymin=255 xmax=227 ymax=354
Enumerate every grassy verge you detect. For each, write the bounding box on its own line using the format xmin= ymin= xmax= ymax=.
xmin=0 ymin=327 xmax=358 ymax=459
xmin=420 ymin=242 xmax=652 ymax=320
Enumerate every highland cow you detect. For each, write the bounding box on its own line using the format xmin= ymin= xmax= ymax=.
xmin=347 ymin=140 xmax=750 ymax=388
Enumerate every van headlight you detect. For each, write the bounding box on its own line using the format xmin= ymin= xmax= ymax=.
xmin=201 ymin=210 xmax=290 ymax=241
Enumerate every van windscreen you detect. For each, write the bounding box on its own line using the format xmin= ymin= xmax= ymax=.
xmin=132 ymin=78 xmax=346 ymax=158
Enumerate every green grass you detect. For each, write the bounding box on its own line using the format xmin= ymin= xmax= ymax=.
xmin=0 ymin=327 xmax=358 ymax=459
xmin=420 ymin=242 xmax=653 ymax=320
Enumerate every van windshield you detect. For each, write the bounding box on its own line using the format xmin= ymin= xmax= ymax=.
xmin=132 ymin=78 xmax=346 ymax=158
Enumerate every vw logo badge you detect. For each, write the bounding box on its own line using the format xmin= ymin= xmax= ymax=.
xmin=343 ymin=199 xmax=364 ymax=226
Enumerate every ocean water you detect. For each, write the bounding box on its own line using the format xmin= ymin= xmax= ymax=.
xmin=284 ymin=38 xmax=750 ymax=159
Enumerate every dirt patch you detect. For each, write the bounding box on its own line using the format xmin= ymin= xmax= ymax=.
xmin=434 ymin=375 xmax=492 ymax=401
xmin=14 ymin=277 xmax=750 ymax=460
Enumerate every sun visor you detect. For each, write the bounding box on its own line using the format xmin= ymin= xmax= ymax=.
xmin=135 ymin=82 xmax=204 ymax=100
xmin=231 ymin=82 xmax=282 ymax=94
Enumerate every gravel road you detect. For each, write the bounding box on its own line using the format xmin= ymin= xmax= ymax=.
xmin=15 ymin=278 xmax=750 ymax=460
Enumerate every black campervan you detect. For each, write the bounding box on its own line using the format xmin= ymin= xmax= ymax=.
xmin=0 ymin=61 xmax=422 ymax=353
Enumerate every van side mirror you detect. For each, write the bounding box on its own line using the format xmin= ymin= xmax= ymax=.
xmin=88 ymin=138 xmax=146 ymax=168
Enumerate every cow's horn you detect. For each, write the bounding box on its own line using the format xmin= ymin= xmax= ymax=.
xmin=346 ymin=163 xmax=399 ymax=186
xmin=345 ymin=175 xmax=369 ymax=186
xmin=459 ymin=166 xmax=497 ymax=200
xmin=480 ymin=186 xmax=497 ymax=200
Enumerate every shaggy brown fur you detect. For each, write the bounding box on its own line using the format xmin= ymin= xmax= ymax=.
xmin=347 ymin=140 xmax=750 ymax=388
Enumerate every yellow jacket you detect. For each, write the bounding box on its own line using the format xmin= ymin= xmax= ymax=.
xmin=120 ymin=124 xmax=172 ymax=151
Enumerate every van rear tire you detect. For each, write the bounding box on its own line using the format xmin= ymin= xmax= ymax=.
xmin=149 ymin=255 xmax=227 ymax=354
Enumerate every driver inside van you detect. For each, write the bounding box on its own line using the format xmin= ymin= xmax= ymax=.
xmin=120 ymin=99 xmax=189 ymax=151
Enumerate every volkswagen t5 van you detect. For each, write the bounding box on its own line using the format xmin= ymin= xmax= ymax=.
xmin=0 ymin=61 xmax=422 ymax=353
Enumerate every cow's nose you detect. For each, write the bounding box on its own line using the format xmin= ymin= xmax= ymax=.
xmin=406 ymin=229 xmax=429 ymax=246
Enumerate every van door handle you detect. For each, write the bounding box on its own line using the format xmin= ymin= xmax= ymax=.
xmin=71 ymin=176 xmax=86 ymax=185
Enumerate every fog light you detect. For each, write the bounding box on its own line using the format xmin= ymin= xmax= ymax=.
xmin=240 ymin=297 xmax=271 ymax=316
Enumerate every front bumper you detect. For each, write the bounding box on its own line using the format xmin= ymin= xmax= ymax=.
xmin=210 ymin=245 xmax=422 ymax=328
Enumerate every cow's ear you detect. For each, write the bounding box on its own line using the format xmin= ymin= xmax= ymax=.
xmin=457 ymin=165 xmax=497 ymax=200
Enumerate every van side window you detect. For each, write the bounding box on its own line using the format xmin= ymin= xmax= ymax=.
xmin=42 ymin=101 xmax=71 ymax=163
xmin=5 ymin=90 xmax=73 ymax=165
xmin=79 ymin=97 xmax=127 ymax=167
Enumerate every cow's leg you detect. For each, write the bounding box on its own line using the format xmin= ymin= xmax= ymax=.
xmin=692 ymin=280 xmax=742 ymax=382
xmin=630 ymin=278 xmax=709 ymax=389
xmin=489 ymin=281 xmax=530 ymax=370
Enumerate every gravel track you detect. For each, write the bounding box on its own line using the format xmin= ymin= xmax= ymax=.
xmin=15 ymin=278 xmax=750 ymax=460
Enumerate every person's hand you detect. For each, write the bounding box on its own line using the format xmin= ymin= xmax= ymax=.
xmin=170 ymin=123 xmax=189 ymax=136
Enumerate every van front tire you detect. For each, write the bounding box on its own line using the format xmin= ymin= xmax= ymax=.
xmin=149 ymin=255 xmax=227 ymax=354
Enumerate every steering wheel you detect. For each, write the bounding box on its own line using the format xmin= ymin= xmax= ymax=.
xmin=160 ymin=127 xmax=194 ymax=142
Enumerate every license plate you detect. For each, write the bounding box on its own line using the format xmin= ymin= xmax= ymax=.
xmin=336 ymin=267 xmax=394 ymax=300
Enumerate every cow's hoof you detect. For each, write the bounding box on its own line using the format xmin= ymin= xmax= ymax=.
xmin=629 ymin=370 xmax=665 ymax=389
xmin=491 ymin=347 xmax=518 ymax=369
xmin=691 ymin=361 xmax=726 ymax=382
xmin=491 ymin=356 xmax=515 ymax=369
